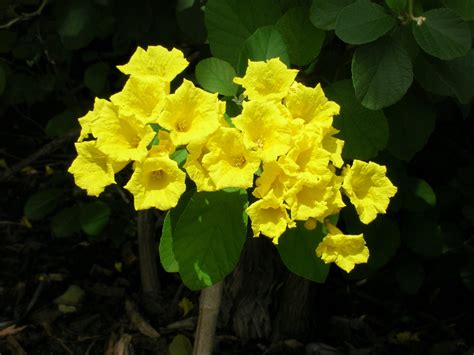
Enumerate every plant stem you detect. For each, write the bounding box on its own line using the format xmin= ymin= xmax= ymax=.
xmin=408 ymin=0 xmax=414 ymax=18
xmin=193 ymin=281 xmax=224 ymax=355
xmin=137 ymin=210 xmax=160 ymax=297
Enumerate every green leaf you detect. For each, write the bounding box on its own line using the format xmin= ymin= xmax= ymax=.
xmin=84 ymin=62 xmax=109 ymax=95
xmin=396 ymin=256 xmax=425 ymax=294
xmin=335 ymin=0 xmax=397 ymax=45
xmin=79 ymin=201 xmax=111 ymax=236
xmin=51 ymin=206 xmax=81 ymax=238
xmin=176 ymin=0 xmax=207 ymax=44
xmin=326 ymin=80 xmax=389 ymax=160
xmin=401 ymin=178 xmax=437 ymax=212
xmin=205 ymin=0 xmax=282 ymax=66
xmin=277 ymin=221 xmax=330 ymax=283
xmin=352 ymin=37 xmax=413 ymax=110
xmin=401 ymin=213 xmax=442 ymax=258
xmin=170 ymin=148 xmax=188 ymax=167
xmin=412 ymin=8 xmax=471 ymax=60
xmin=385 ymin=93 xmax=436 ymax=161
xmin=385 ymin=0 xmax=407 ymax=13
xmin=169 ymin=334 xmax=193 ymax=355
xmin=310 ymin=0 xmax=354 ymax=30
xmin=0 ymin=64 xmax=5 ymax=96
xmin=414 ymin=50 xmax=474 ymax=104
xmin=237 ymin=26 xmax=290 ymax=75
xmin=442 ymin=0 xmax=474 ymax=21
xmin=172 ymin=190 xmax=248 ymax=290
xmin=390 ymin=25 xmax=420 ymax=60
xmin=45 ymin=110 xmax=80 ymax=138
xmin=195 ymin=58 xmax=238 ymax=96
xmin=365 ymin=216 xmax=401 ymax=270
xmin=276 ymin=6 xmax=326 ymax=66
xmin=56 ymin=1 xmax=97 ymax=50
xmin=24 ymin=188 xmax=64 ymax=221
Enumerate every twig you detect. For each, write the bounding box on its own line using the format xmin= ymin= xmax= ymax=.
xmin=193 ymin=281 xmax=224 ymax=355
xmin=0 ymin=0 xmax=49 ymax=30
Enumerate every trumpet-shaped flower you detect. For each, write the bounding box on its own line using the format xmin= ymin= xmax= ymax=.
xmin=233 ymin=100 xmax=291 ymax=162
xmin=157 ymin=79 xmax=220 ymax=146
xmin=68 ymin=141 xmax=126 ymax=196
xmin=117 ymin=45 xmax=188 ymax=82
xmin=184 ymin=141 xmax=217 ymax=192
xmin=202 ymin=128 xmax=260 ymax=190
xmin=316 ymin=224 xmax=369 ymax=273
xmin=246 ymin=194 xmax=295 ymax=244
xmin=253 ymin=161 xmax=293 ymax=200
xmin=320 ymin=126 xmax=344 ymax=168
xmin=148 ymin=131 xmax=176 ymax=157
xmin=342 ymin=160 xmax=397 ymax=224
xmin=110 ymin=76 xmax=169 ymax=124
xmin=92 ymin=101 xmax=155 ymax=162
xmin=233 ymin=58 xmax=298 ymax=102
xmin=124 ymin=155 xmax=186 ymax=210
xmin=286 ymin=82 xmax=340 ymax=128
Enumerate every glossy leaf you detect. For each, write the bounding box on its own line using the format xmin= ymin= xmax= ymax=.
xmin=401 ymin=178 xmax=437 ymax=212
xmin=335 ymin=0 xmax=397 ymax=45
xmin=352 ymin=37 xmax=413 ymax=110
xmin=51 ymin=206 xmax=81 ymax=238
xmin=24 ymin=188 xmax=64 ymax=221
xmin=79 ymin=201 xmax=111 ymax=236
xmin=442 ymin=0 xmax=474 ymax=21
xmin=195 ymin=57 xmax=238 ymax=96
xmin=385 ymin=0 xmax=407 ymax=13
xmin=310 ymin=0 xmax=354 ymax=30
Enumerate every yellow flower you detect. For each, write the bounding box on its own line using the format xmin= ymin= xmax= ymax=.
xmin=285 ymin=170 xmax=345 ymax=221
xmin=77 ymin=110 xmax=95 ymax=142
xmin=157 ymin=79 xmax=220 ymax=146
xmin=320 ymin=126 xmax=344 ymax=168
xmin=342 ymin=160 xmax=397 ymax=224
xmin=233 ymin=100 xmax=291 ymax=162
xmin=286 ymin=82 xmax=340 ymax=127
xmin=202 ymin=127 xmax=260 ymax=190
xmin=184 ymin=141 xmax=217 ymax=192
xmin=316 ymin=223 xmax=369 ymax=273
xmin=246 ymin=195 xmax=295 ymax=244
xmin=233 ymin=58 xmax=298 ymax=102
xmin=252 ymin=161 xmax=293 ymax=200
xmin=110 ymin=76 xmax=169 ymax=124
xmin=68 ymin=141 xmax=126 ymax=196
xmin=148 ymin=131 xmax=176 ymax=157
xmin=117 ymin=45 xmax=188 ymax=82
xmin=92 ymin=100 xmax=155 ymax=162
xmin=124 ymin=155 xmax=186 ymax=211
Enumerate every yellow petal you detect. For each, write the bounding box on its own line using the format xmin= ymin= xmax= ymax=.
xmin=184 ymin=141 xmax=217 ymax=192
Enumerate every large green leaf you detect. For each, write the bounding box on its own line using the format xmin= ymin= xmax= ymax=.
xmin=414 ymin=50 xmax=474 ymax=104
xmin=352 ymin=37 xmax=413 ymax=110
xmin=45 ymin=110 xmax=80 ymax=138
xmin=236 ymin=26 xmax=290 ymax=75
xmin=79 ymin=201 xmax=111 ymax=236
xmin=176 ymin=0 xmax=207 ymax=44
xmin=84 ymin=62 xmax=109 ymax=95
xmin=172 ymin=190 xmax=248 ymax=290
xmin=326 ymin=80 xmax=389 ymax=160
xmin=24 ymin=188 xmax=64 ymax=221
xmin=401 ymin=178 xmax=437 ymax=212
xmin=365 ymin=216 xmax=400 ymax=270
xmin=276 ymin=6 xmax=326 ymax=66
xmin=401 ymin=212 xmax=442 ymax=258
xmin=335 ymin=0 xmax=397 ymax=45
xmin=277 ymin=221 xmax=330 ymax=283
xmin=385 ymin=93 xmax=436 ymax=161
xmin=310 ymin=0 xmax=354 ymax=30
xmin=51 ymin=206 xmax=81 ymax=238
xmin=195 ymin=57 xmax=238 ymax=96
xmin=412 ymin=8 xmax=471 ymax=60
xmin=205 ymin=0 xmax=282 ymax=66
xmin=442 ymin=0 xmax=474 ymax=21
xmin=385 ymin=0 xmax=407 ymax=13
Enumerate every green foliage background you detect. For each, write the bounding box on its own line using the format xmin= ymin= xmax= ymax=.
xmin=1 ymin=0 xmax=473 ymax=318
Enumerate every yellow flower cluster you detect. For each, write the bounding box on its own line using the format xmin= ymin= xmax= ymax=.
xmin=68 ymin=46 xmax=397 ymax=273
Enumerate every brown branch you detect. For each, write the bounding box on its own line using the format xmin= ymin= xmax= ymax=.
xmin=0 ymin=0 xmax=49 ymax=29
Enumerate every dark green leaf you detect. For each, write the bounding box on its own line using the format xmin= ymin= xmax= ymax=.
xmin=24 ymin=188 xmax=64 ymax=221
xmin=443 ymin=0 xmax=474 ymax=21
xmin=170 ymin=149 xmax=188 ymax=167
xmin=402 ymin=178 xmax=437 ymax=212
xmin=51 ymin=206 xmax=81 ymax=238
xmin=79 ymin=201 xmax=111 ymax=236
xmin=385 ymin=0 xmax=407 ymax=13
xmin=414 ymin=50 xmax=474 ymax=104
xmin=390 ymin=25 xmax=420 ymax=60
xmin=83 ymin=62 xmax=109 ymax=95
xmin=276 ymin=6 xmax=326 ymax=66
xmin=277 ymin=221 xmax=330 ymax=283
xmin=335 ymin=0 xmax=397 ymax=45
xmin=205 ymin=0 xmax=282 ymax=66
xmin=172 ymin=190 xmax=248 ymax=290
xmin=310 ymin=0 xmax=354 ymax=30
xmin=237 ymin=26 xmax=290 ymax=75
xmin=195 ymin=58 xmax=238 ymax=96
xmin=352 ymin=37 xmax=413 ymax=110
xmin=401 ymin=213 xmax=442 ymax=258
xmin=385 ymin=93 xmax=437 ymax=161
xmin=326 ymin=80 xmax=389 ymax=160
xmin=412 ymin=8 xmax=471 ymax=60
xmin=45 ymin=110 xmax=80 ymax=138
xmin=396 ymin=256 xmax=425 ymax=294
xmin=56 ymin=1 xmax=97 ymax=50
xmin=365 ymin=216 xmax=400 ymax=270
xmin=176 ymin=0 xmax=207 ymax=44
xmin=169 ymin=334 xmax=193 ymax=355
